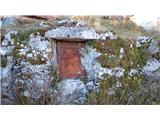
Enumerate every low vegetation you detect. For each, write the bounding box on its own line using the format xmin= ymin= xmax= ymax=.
xmin=84 ymin=17 xmax=160 ymax=105
xmin=26 ymin=55 xmax=46 ymax=65
xmin=0 ymin=55 xmax=8 ymax=67
xmin=86 ymin=39 xmax=159 ymax=104
xmin=86 ymin=73 xmax=160 ymax=104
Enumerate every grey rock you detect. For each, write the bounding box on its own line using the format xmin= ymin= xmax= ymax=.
xmin=1 ymin=16 xmax=18 ymax=27
xmin=129 ymin=68 xmax=138 ymax=76
xmin=2 ymin=31 xmax=18 ymax=46
xmin=96 ymin=30 xmax=117 ymax=40
xmin=107 ymin=88 xmax=115 ymax=96
xmin=80 ymin=46 xmax=104 ymax=80
xmin=147 ymin=40 xmax=159 ymax=54
xmin=23 ymin=91 xmax=30 ymax=97
xmin=0 ymin=46 xmax=12 ymax=56
xmin=76 ymin=21 xmax=86 ymax=27
xmin=1 ymin=98 xmax=14 ymax=105
xmin=75 ymin=97 xmax=86 ymax=104
xmin=136 ymin=36 xmax=150 ymax=47
xmin=57 ymin=19 xmax=72 ymax=26
xmin=137 ymin=36 xmax=150 ymax=44
xmin=57 ymin=79 xmax=87 ymax=104
xmin=112 ymin=67 xmax=125 ymax=78
xmin=45 ymin=26 xmax=97 ymax=40
xmin=86 ymin=81 xmax=95 ymax=91
xmin=142 ymin=59 xmax=160 ymax=73
xmin=154 ymin=68 xmax=160 ymax=80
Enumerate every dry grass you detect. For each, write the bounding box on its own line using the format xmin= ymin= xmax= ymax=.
xmin=71 ymin=15 xmax=160 ymax=41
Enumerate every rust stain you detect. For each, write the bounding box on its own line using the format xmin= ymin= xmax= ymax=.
xmin=57 ymin=41 xmax=86 ymax=80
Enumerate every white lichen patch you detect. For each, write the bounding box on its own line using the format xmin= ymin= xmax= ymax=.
xmin=119 ymin=48 xmax=124 ymax=58
xmin=102 ymin=67 xmax=125 ymax=78
xmin=80 ymin=46 xmax=105 ymax=80
xmin=142 ymin=59 xmax=160 ymax=73
xmin=136 ymin=36 xmax=150 ymax=47
xmin=0 ymin=46 xmax=13 ymax=56
xmin=129 ymin=68 xmax=138 ymax=76
xmin=96 ymin=30 xmax=117 ymax=40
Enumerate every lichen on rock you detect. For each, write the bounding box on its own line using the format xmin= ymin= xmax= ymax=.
xmin=57 ymin=78 xmax=87 ymax=104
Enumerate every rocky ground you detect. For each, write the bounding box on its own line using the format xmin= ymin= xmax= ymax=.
xmin=0 ymin=16 xmax=160 ymax=105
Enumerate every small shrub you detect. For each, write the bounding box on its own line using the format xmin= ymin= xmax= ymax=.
xmin=12 ymin=27 xmax=47 ymax=45
xmin=93 ymin=38 xmax=148 ymax=70
xmin=27 ymin=55 xmax=46 ymax=65
xmin=12 ymin=42 xmax=24 ymax=59
xmin=0 ymin=56 xmax=8 ymax=67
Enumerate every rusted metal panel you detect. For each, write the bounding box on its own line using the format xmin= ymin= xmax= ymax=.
xmin=57 ymin=41 xmax=86 ymax=80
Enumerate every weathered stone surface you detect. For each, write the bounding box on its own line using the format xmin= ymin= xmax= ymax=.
xmin=136 ymin=36 xmax=150 ymax=47
xmin=14 ymin=62 xmax=52 ymax=99
xmin=57 ymin=19 xmax=72 ymax=26
xmin=111 ymin=67 xmax=125 ymax=78
xmin=1 ymin=16 xmax=18 ymax=28
xmin=1 ymin=55 xmax=15 ymax=102
xmin=1 ymin=98 xmax=14 ymax=105
xmin=129 ymin=68 xmax=138 ymax=76
xmin=81 ymin=46 xmax=125 ymax=80
xmin=137 ymin=36 xmax=150 ymax=44
xmin=8 ymin=35 xmax=53 ymax=100
xmin=57 ymin=19 xmax=86 ymax=27
xmin=45 ymin=26 xmax=97 ymax=40
xmin=23 ymin=90 xmax=31 ymax=97
xmin=96 ymin=30 xmax=117 ymax=40
xmin=99 ymin=67 xmax=125 ymax=78
xmin=1 ymin=64 xmax=12 ymax=79
xmin=80 ymin=46 xmax=104 ymax=80
xmin=57 ymin=79 xmax=87 ymax=104
xmin=142 ymin=59 xmax=160 ymax=73
xmin=85 ymin=81 xmax=97 ymax=91
xmin=147 ymin=40 xmax=160 ymax=54
xmin=45 ymin=27 xmax=117 ymax=40
xmin=0 ymin=46 xmax=13 ymax=56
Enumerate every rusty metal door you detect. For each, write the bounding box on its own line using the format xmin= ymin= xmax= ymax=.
xmin=57 ymin=41 xmax=86 ymax=80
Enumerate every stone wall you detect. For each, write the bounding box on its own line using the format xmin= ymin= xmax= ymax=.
xmin=1 ymin=16 xmax=160 ymax=104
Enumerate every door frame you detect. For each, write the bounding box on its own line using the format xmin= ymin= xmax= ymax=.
xmin=56 ymin=39 xmax=86 ymax=80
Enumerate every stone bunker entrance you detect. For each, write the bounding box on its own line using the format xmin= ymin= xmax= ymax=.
xmin=57 ymin=40 xmax=86 ymax=80
xmin=45 ymin=26 xmax=108 ymax=81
